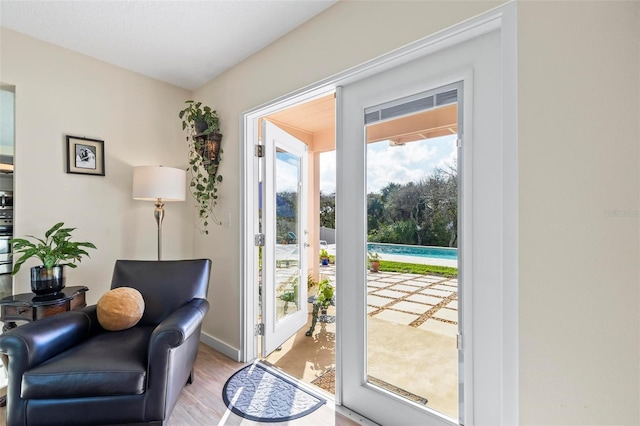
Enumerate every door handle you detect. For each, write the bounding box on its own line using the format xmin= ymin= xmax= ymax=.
xmin=304 ymin=243 xmax=310 ymax=248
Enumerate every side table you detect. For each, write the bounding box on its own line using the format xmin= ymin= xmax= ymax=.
xmin=0 ymin=286 xmax=89 ymax=331
xmin=0 ymin=286 xmax=88 ymax=407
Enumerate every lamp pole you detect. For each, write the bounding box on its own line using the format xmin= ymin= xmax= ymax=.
xmin=154 ymin=199 xmax=165 ymax=260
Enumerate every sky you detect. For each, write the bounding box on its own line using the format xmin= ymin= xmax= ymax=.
xmin=320 ymin=134 xmax=457 ymax=194
xmin=275 ymin=151 xmax=300 ymax=193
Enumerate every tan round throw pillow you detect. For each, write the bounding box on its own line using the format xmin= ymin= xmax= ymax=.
xmin=97 ymin=287 xmax=145 ymax=331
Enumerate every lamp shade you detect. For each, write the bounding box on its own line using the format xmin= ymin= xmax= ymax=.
xmin=132 ymin=166 xmax=186 ymax=201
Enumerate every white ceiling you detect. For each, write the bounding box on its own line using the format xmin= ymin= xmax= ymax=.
xmin=0 ymin=0 xmax=338 ymax=90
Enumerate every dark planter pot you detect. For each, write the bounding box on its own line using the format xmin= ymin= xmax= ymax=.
xmin=31 ymin=265 xmax=65 ymax=295
xmin=321 ymin=258 xmax=329 ymax=266
xmin=194 ymin=120 xmax=209 ymax=135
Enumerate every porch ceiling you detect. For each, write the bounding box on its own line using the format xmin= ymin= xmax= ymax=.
xmin=267 ymin=94 xmax=335 ymax=135
xmin=264 ymin=95 xmax=457 ymax=153
xmin=367 ymin=104 xmax=458 ymax=145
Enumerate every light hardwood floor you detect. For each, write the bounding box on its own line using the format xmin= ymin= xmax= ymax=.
xmin=0 ymin=343 xmax=365 ymax=426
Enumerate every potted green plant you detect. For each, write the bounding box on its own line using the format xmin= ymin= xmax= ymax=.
xmin=368 ymin=251 xmax=381 ymax=273
xmin=319 ymin=249 xmax=330 ymax=266
xmin=305 ymin=277 xmax=335 ymax=336
xmin=316 ymin=278 xmax=335 ymax=311
xmin=179 ymin=100 xmax=220 ymax=137
xmin=10 ymin=222 xmax=96 ymax=295
xmin=179 ymin=100 xmax=224 ymax=234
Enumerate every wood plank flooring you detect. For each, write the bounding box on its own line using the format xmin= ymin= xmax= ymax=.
xmin=0 ymin=343 xmax=366 ymax=426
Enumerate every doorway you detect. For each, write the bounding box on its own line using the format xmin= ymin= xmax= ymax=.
xmin=249 ymin=83 xmax=465 ymax=422
xmin=254 ymin=94 xmax=338 ymax=397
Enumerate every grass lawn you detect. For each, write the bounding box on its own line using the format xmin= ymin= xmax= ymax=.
xmin=377 ymin=260 xmax=458 ymax=278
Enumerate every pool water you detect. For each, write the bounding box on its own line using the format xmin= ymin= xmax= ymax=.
xmin=367 ymin=242 xmax=458 ymax=260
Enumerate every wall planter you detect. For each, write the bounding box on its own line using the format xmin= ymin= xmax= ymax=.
xmin=196 ymin=132 xmax=222 ymax=165
xmin=179 ymin=101 xmax=224 ymax=234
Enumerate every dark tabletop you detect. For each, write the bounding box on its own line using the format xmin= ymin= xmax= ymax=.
xmin=0 ymin=286 xmax=88 ymax=307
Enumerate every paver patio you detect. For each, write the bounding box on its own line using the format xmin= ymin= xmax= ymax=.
xmin=318 ymin=265 xmax=458 ymax=333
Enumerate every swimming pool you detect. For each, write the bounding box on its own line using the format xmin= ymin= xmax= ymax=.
xmin=367 ymin=242 xmax=458 ymax=260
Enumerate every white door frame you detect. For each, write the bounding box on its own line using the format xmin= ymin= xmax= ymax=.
xmin=239 ymin=3 xmax=517 ymax=423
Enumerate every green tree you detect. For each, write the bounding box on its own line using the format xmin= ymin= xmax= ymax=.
xmin=367 ymin=193 xmax=384 ymax=232
xmin=367 ymin=164 xmax=458 ymax=247
xmin=319 ymin=192 xmax=335 ymax=229
xmin=276 ymin=191 xmax=298 ymax=242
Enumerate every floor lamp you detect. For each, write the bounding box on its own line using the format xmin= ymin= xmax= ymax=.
xmin=133 ymin=166 xmax=186 ymax=260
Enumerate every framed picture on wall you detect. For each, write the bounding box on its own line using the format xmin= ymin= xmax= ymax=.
xmin=66 ymin=135 xmax=105 ymax=176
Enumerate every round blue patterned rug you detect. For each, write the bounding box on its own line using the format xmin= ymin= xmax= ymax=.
xmin=222 ymin=362 xmax=326 ymax=422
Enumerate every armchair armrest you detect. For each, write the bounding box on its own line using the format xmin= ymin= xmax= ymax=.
xmin=0 ymin=308 xmax=95 ymax=370
xmin=149 ymin=298 xmax=210 ymax=350
xmin=144 ymin=298 xmax=210 ymax=420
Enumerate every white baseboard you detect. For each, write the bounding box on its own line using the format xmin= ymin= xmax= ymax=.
xmin=200 ymin=331 xmax=241 ymax=362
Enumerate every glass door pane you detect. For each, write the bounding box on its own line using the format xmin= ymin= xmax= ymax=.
xmin=364 ymin=87 xmax=460 ymax=419
xmin=275 ymin=149 xmax=302 ymax=322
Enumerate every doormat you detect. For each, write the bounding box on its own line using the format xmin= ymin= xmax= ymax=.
xmin=311 ymin=368 xmax=429 ymax=405
xmin=222 ymin=361 xmax=326 ymax=423
xmin=310 ymin=367 xmax=336 ymax=394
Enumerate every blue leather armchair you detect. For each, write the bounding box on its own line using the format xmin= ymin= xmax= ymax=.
xmin=0 ymin=259 xmax=211 ymax=426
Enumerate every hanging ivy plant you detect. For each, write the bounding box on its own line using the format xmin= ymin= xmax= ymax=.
xmin=179 ymin=100 xmax=223 ymax=234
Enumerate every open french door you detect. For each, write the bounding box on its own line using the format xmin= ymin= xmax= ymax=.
xmin=261 ymin=120 xmax=309 ymax=356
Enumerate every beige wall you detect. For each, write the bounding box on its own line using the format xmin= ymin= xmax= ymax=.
xmin=518 ymin=2 xmax=639 ymax=424
xmin=0 ymin=29 xmax=194 ymax=304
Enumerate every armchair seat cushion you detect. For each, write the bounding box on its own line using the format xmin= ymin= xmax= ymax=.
xmin=21 ymin=326 xmax=154 ymax=399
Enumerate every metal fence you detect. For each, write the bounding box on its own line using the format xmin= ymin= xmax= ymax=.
xmin=320 ymin=227 xmax=336 ymax=244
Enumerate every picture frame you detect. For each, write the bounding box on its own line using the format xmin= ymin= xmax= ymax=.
xmin=66 ymin=135 xmax=105 ymax=176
